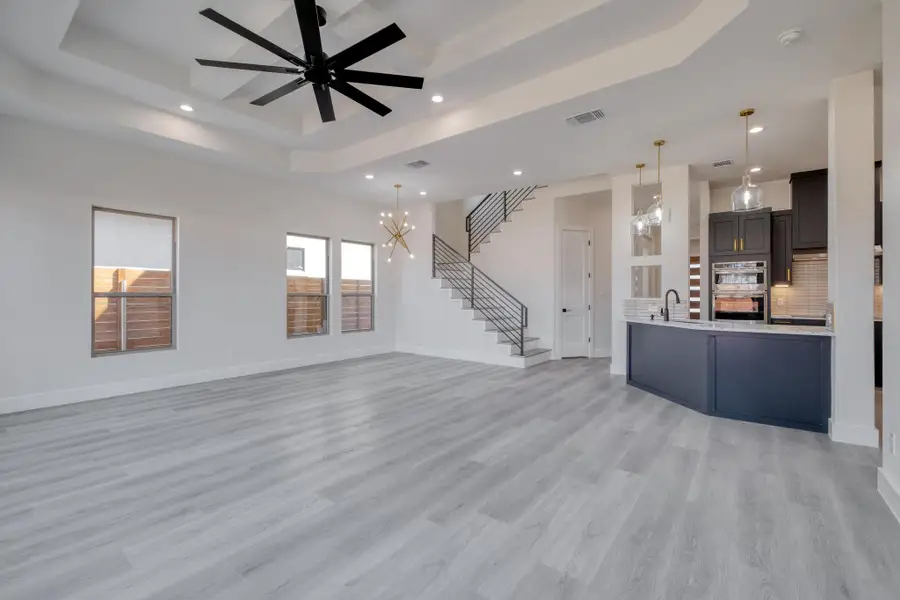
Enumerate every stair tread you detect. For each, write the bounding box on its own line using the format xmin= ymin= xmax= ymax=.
xmin=521 ymin=348 xmax=551 ymax=358
xmin=497 ymin=336 xmax=539 ymax=345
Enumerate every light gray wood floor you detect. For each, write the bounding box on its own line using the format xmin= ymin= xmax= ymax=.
xmin=1 ymin=353 xmax=899 ymax=600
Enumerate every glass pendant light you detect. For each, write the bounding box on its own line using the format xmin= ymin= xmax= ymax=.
xmin=732 ymin=108 xmax=764 ymax=211
xmin=647 ymin=140 xmax=665 ymax=227
xmin=631 ymin=163 xmax=651 ymax=236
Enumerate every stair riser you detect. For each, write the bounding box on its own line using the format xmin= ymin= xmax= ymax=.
xmin=503 ymin=339 xmax=541 ymax=355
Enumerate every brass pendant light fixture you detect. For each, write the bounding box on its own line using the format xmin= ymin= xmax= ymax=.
xmin=648 ymin=140 xmax=665 ymax=227
xmin=631 ymin=163 xmax=650 ymax=236
xmin=732 ymin=108 xmax=764 ymax=211
xmin=380 ymin=184 xmax=415 ymax=262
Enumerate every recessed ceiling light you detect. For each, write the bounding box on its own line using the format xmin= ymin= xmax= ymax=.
xmin=750 ymin=166 xmax=763 ymax=173
xmin=749 ymin=125 xmax=764 ymax=134
xmin=431 ymin=95 xmax=444 ymax=103
xmin=179 ymin=104 xmax=194 ymax=112
xmin=420 ymin=191 xmax=427 ymax=196
xmin=513 ymin=170 xmax=523 ymax=176
xmin=365 ymin=174 xmax=375 ymax=179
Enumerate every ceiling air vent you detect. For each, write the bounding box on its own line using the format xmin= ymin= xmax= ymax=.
xmin=712 ymin=159 xmax=735 ymax=168
xmin=565 ymin=109 xmax=605 ymax=127
xmin=404 ymin=159 xmax=431 ymax=169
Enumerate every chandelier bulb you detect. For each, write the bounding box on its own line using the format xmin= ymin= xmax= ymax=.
xmin=387 ymin=257 xmax=392 ymax=263
xmin=410 ymin=254 xmax=415 ymax=259
xmin=379 ymin=220 xmax=383 ymax=225
xmin=388 ymin=213 xmax=392 ymax=218
xmin=405 ymin=211 xmax=409 ymax=216
xmin=380 ymin=212 xmax=385 ymax=217
xmin=411 ymin=225 xmax=416 ymax=230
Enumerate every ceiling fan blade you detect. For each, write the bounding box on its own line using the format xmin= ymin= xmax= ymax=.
xmin=338 ymin=70 xmax=424 ymax=89
xmin=314 ymin=83 xmax=336 ymax=122
xmin=330 ymin=80 xmax=391 ymax=117
xmin=196 ymin=59 xmax=302 ymax=75
xmin=327 ymin=23 xmax=406 ymax=70
xmin=250 ymin=77 xmax=309 ymax=106
xmin=199 ymin=8 xmax=307 ymax=68
xmin=293 ymin=0 xmax=324 ymax=59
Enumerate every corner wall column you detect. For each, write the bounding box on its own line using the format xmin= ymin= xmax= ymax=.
xmin=827 ymin=69 xmax=877 ymax=447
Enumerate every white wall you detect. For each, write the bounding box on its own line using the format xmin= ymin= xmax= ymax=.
xmin=879 ymin=0 xmax=900 ymax=521
xmin=827 ymin=70 xmax=877 ymax=448
xmin=0 ymin=117 xmax=396 ymax=414
xmin=393 ymin=202 xmax=529 ymax=366
xmin=469 ymin=176 xmax=612 ymax=357
xmin=471 ymin=188 xmax=556 ymax=351
xmin=611 ymin=165 xmax=691 ymax=374
xmin=555 ymin=191 xmax=613 ymax=357
xmin=433 ymin=198 xmax=468 ymax=256
xmin=709 ymin=179 xmax=792 ymax=214
xmin=698 ymin=180 xmax=712 ymax=320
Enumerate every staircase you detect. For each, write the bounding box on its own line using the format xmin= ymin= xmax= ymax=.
xmin=432 ymin=235 xmax=551 ymax=367
xmin=466 ymin=186 xmax=540 ymax=258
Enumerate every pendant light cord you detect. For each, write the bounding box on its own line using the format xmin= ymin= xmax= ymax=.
xmin=745 ymin=114 xmax=750 ymax=176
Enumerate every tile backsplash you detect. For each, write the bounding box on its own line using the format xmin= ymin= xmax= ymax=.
xmin=623 ymin=298 xmax=689 ymax=319
xmin=770 ymin=254 xmax=828 ymax=318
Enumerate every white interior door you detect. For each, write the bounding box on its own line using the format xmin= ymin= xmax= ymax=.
xmin=560 ymin=229 xmax=591 ymax=358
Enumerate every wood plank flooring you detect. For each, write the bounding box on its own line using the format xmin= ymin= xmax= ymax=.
xmin=1 ymin=353 xmax=899 ymax=600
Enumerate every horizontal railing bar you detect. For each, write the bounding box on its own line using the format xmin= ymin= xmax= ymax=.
xmin=94 ymin=292 xmax=174 ymax=298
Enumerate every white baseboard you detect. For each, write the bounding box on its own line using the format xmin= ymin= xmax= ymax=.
xmin=829 ymin=418 xmax=880 ymax=448
xmin=397 ymin=345 xmax=525 ymax=368
xmin=878 ymin=467 xmax=900 ymax=525
xmin=0 ymin=346 xmax=394 ymax=415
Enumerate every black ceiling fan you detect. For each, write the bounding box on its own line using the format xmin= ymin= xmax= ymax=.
xmin=195 ymin=0 xmax=425 ymax=122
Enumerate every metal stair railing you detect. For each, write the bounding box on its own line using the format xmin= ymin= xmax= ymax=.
xmin=432 ymin=234 xmax=528 ymax=355
xmin=465 ymin=186 xmax=540 ymax=257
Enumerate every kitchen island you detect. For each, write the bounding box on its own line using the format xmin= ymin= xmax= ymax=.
xmin=627 ymin=318 xmax=833 ymax=432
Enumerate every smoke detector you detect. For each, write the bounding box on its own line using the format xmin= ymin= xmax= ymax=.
xmin=778 ymin=29 xmax=802 ymax=46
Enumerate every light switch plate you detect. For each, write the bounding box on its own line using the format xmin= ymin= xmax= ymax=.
xmin=891 ymin=432 xmax=897 ymax=455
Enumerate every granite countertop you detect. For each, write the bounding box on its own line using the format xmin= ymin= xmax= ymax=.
xmin=625 ymin=317 xmax=835 ymax=337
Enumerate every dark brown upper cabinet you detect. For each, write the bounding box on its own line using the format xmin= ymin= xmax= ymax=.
xmin=790 ymin=169 xmax=828 ymax=250
xmin=710 ymin=212 xmax=740 ymax=256
xmin=709 ymin=209 xmax=771 ymax=257
xmin=771 ymin=210 xmax=793 ymax=285
xmin=740 ymin=211 xmax=771 ymax=254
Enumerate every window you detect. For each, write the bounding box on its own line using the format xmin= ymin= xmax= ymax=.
xmin=287 ymin=234 xmax=329 ymax=337
xmin=341 ymin=241 xmax=374 ymax=332
xmin=92 ymin=208 xmax=175 ymax=355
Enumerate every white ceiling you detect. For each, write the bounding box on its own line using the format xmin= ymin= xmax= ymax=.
xmin=0 ymin=0 xmax=884 ymax=203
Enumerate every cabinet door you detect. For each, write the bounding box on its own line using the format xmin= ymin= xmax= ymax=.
xmin=740 ymin=212 xmax=771 ymax=254
xmin=771 ymin=213 xmax=792 ymax=285
xmin=792 ymin=171 xmax=828 ymax=249
xmin=709 ymin=213 xmax=739 ymax=256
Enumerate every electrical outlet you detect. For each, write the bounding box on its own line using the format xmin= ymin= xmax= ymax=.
xmin=891 ymin=432 xmax=897 ymax=456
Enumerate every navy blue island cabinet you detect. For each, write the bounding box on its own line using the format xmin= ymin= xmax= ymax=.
xmin=627 ymin=321 xmax=832 ymax=433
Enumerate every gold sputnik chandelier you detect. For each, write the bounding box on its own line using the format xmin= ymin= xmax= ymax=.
xmin=380 ymin=184 xmax=415 ymax=262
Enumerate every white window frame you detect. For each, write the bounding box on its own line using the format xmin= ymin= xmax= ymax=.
xmin=287 ymin=233 xmax=330 ymax=338
xmin=341 ymin=240 xmax=375 ymax=333
xmin=91 ymin=207 xmax=177 ymax=357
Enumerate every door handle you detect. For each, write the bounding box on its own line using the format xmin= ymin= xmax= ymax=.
xmin=740 ymin=238 xmax=744 ymax=251
xmin=733 ymin=238 xmax=737 ymax=252
xmin=562 ymin=308 xmax=568 ymax=313
xmin=787 ymin=268 xmax=791 ymax=282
